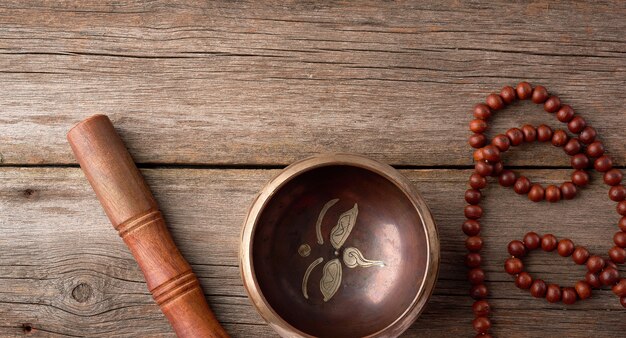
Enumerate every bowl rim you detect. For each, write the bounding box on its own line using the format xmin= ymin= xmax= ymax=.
xmin=240 ymin=153 xmax=440 ymax=338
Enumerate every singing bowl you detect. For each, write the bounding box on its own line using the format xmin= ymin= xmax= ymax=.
xmin=240 ymin=154 xmax=439 ymax=338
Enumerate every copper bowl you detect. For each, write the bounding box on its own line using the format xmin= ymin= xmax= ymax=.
xmin=240 ymin=154 xmax=439 ymax=338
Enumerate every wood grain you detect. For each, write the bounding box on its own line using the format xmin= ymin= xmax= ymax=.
xmin=0 ymin=167 xmax=624 ymax=337
xmin=0 ymin=0 xmax=625 ymax=166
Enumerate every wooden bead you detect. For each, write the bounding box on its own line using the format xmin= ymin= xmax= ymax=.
xmin=528 ymin=184 xmax=545 ymax=202
xmin=585 ymin=271 xmax=602 ymax=288
xmin=465 ymin=189 xmax=482 ymax=205
xmin=585 ymin=141 xmax=605 ymax=158
xmin=536 ymin=124 xmax=553 ymax=142
xmin=500 ymin=86 xmax=516 ymax=104
xmin=620 ymin=217 xmax=626 ymax=232
xmin=531 ymin=85 xmax=549 ymax=103
xmin=545 ymin=185 xmax=561 ymax=203
xmin=504 ymin=257 xmax=523 ymax=275
xmin=530 ymin=279 xmax=547 ymax=298
xmin=498 ymin=170 xmax=516 ymax=187
xmin=470 ymin=284 xmax=488 ymax=299
xmin=613 ymin=279 xmax=626 ymax=297
xmin=466 ymin=236 xmax=484 ymax=252
xmin=560 ymin=182 xmax=577 ymax=200
xmin=544 ymin=96 xmax=561 ymax=113
xmin=521 ymin=124 xmax=537 ymax=142
xmin=475 ymin=161 xmax=493 ymax=176
xmin=465 ymin=205 xmax=483 ymax=219
xmin=608 ymin=246 xmax=626 ymax=264
xmin=486 ymin=93 xmax=504 ymax=110
xmin=516 ymin=82 xmax=533 ymax=100
xmin=599 ymin=267 xmax=620 ymax=286
xmin=472 ymin=316 xmax=491 ymax=334
xmin=614 ymin=231 xmax=626 ymax=248
xmin=561 ymin=287 xmax=577 ymax=305
xmin=481 ymin=145 xmax=500 ymax=163
xmin=551 ymin=129 xmax=568 ymax=147
xmin=469 ymin=173 xmax=487 ymax=189
xmin=606 ymin=260 xmax=618 ymax=270
xmin=557 ymin=239 xmax=575 ymax=257
xmin=541 ymin=234 xmax=558 ymax=252
xmin=609 ymin=185 xmax=626 ymax=202
xmin=604 ymin=169 xmax=623 ymax=186
xmin=556 ymin=105 xmax=575 ymax=122
xmin=617 ymin=201 xmax=626 ymax=216
xmin=463 ymin=220 xmax=481 ymax=236
xmin=568 ymin=116 xmax=587 ymax=134
xmin=472 ymin=300 xmax=491 ymax=316
xmin=466 ymin=253 xmax=482 ymax=268
xmin=491 ymin=134 xmax=510 ymax=152
xmin=571 ymin=153 xmax=589 ymax=169
xmin=468 ymin=268 xmax=485 ymax=284
xmin=574 ymin=281 xmax=592 ymax=300
xmin=470 ymin=119 xmax=488 ymax=133
xmin=506 ymin=128 xmax=524 ymax=146
xmin=514 ymin=176 xmax=532 ymax=194
xmin=508 ymin=240 xmax=526 ymax=257
xmin=563 ymin=138 xmax=582 ymax=156
xmin=469 ymin=133 xmax=488 ymax=148
xmin=572 ymin=246 xmax=590 ymax=265
xmin=594 ymin=155 xmax=613 ymax=172
xmin=545 ymin=284 xmax=562 ymax=303
xmin=524 ymin=232 xmax=542 ymax=250
xmin=571 ymin=170 xmax=589 ymax=187
xmin=586 ymin=255 xmax=605 ymax=273
xmin=515 ymin=272 xmax=533 ymax=289
xmin=490 ymin=161 xmax=503 ymax=177
xmin=473 ymin=103 xmax=492 ymax=120
xmin=579 ymin=126 xmax=597 ymax=144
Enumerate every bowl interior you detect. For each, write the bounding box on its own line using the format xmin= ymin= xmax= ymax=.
xmin=252 ymin=164 xmax=429 ymax=337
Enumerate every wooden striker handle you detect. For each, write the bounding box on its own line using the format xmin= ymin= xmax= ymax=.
xmin=67 ymin=115 xmax=229 ymax=338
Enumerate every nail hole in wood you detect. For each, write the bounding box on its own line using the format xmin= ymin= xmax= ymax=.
xmin=22 ymin=324 xmax=32 ymax=334
xmin=22 ymin=189 xmax=35 ymax=198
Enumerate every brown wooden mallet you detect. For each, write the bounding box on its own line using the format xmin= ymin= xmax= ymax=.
xmin=67 ymin=114 xmax=229 ymax=338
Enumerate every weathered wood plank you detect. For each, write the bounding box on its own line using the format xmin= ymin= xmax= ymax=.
xmin=0 ymin=0 xmax=624 ymax=166
xmin=0 ymin=167 xmax=624 ymax=337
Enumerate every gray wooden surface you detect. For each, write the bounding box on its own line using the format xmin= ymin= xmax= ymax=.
xmin=0 ymin=1 xmax=625 ymax=337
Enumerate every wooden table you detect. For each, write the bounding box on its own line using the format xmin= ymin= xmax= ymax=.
xmin=1 ymin=1 xmax=625 ymax=337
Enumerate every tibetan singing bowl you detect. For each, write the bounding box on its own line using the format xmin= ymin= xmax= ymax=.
xmin=240 ymin=154 xmax=439 ymax=338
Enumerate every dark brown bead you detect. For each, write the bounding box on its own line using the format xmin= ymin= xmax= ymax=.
xmin=613 ymin=279 xmax=626 ymax=297
xmin=545 ymin=185 xmax=561 ymax=203
xmin=585 ymin=271 xmax=602 ymax=288
xmin=491 ymin=134 xmax=510 ymax=152
xmin=473 ymin=103 xmax=492 ymax=120
xmin=491 ymin=161 xmax=504 ymax=177
xmin=615 ymin=231 xmax=626 ymax=248
xmin=541 ymin=234 xmax=558 ymax=252
xmin=528 ymin=184 xmax=545 ymax=202
xmin=604 ymin=169 xmax=623 ymax=186
xmin=545 ymin=284 xmax=562 ymax=303
xmin=572 ymin=246 xmax=590 ymax=265
xmin=475 ymin=161 xmax=493 ymax=177
xmin=473 ymin=148 xmax=486 ymax=162
xmin=556 ymin=104 xmax=575 ymax=122
xmin=468 ymin=268 xmax=485 ymax=284
xmin=551 ymin=129 xmax=569 ymax=147
xmin=469 ymin=173 xmax=487 ymax=189
xmin=609 ymin=246 xmax=626 ymax=264
xmin=568 ymin=116 xmax=587 ymax=134
xmin=500 ymin=86 xmax=517 ymax=104
xmin=531 ymin=85 xmax=549 ymax=104
xmin=473 ymin=316 xmax=491 ymax=334
xmin=544 ymin=96 xmax=561 ymax=113
xmin=469 ymin=133 xmax=488 ymax=148
xmin=579 ymin=126 xmax=597 ymax=144
xmin=606 ymin=260 xmax=618 ymax=270
xmin=515 ymin=272 xmax=533 ymax=289
xmin=466 ymin=236 xmax=484 ymax=252
xmin=585 ymin=141 xmax=605 ymax=158
xmin=481 ymin=145 xmax=500 ymax=163
xmin=571 ymin=153 xmax=589 ymax=169
xmin=508 ymin=240 xmax=527 ymax=257
xmin=486 ymin=94 xmax=504 ymax=110
xmin=516 ymin=81 xmax=533 ymax=100
xmin=620 ymin=217 xmax=626 ymax=232
xmin=575 ymin=281 xmax=592 ymax=300
xmin=536 ymin=124 xmax=553 ymax=142
xmin=514 ymin=176 xmax=532 ymax=195
xmin=506 ymin=128 xmax=524 ymax=146
xmin=472 ymin=300 xmax=491 ymax=316
xmin=599 ymin=267 xmax=620 ymax=286
xmin=530 ymin=279 xmax=547 ymax=298
xmin=594 ymin=155 xmax=613 ymax=172
xmin=561 ymin=287 xmax=577 ymax=305
xmin=617 ymin=201 xmax=626 ymax=216
xmin=524 ymin=232 xmax=542 ymax=250
xmin=470 ymin=119 xmax=488 ymax=133
xmin=609 ymin=185 xmax=626 ymax=202
xmin=560 ymin=182 xmax=577 ymax=200
xmin=571 ymin=170 xmax=590 ymax=187
xmin=463 ymin=220 xmax=481 ymax=236
xmin=521 ymin=124 xmax=537 ymax=143
xmin=557 ymin=239 xmax=575 ymax=257
xmin=586 ymin=255 xmax=605 ymax=273
xmin=504 ymin=257 xmax=524 ymax=275
xmin=470 ymin=284 xmax=488 ymax=300
xmin=465 ymin=205 xmax=483 ymax=220
xmin=498 ymin=170 xmax=516 ymax=187
xmin=465 ymin=189 xmax=482 ymax=205
xmin=564 ymin=138 xmax=582 ymax=156
xmin=466 ymin=253 xmax=482 ymax=268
